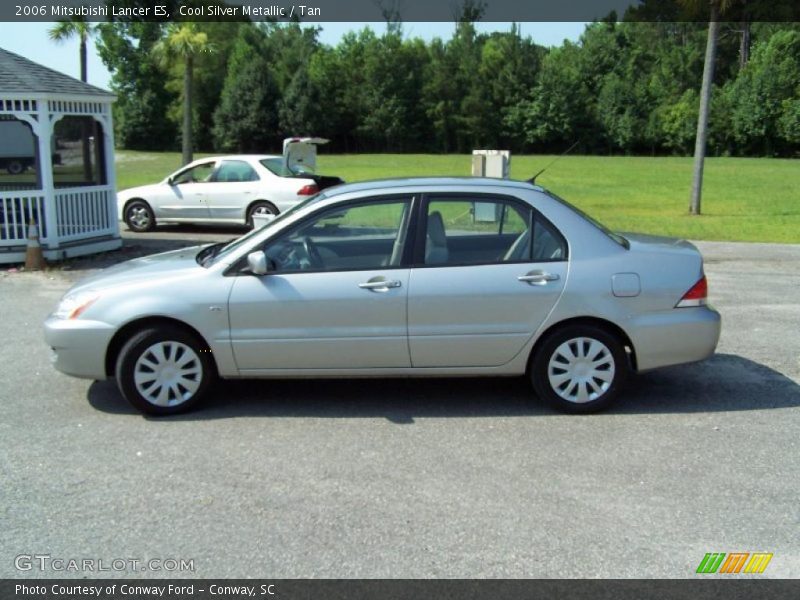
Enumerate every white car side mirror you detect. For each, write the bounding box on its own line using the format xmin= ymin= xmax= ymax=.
xmin=247 ymin=251 xmax=270 ymax=276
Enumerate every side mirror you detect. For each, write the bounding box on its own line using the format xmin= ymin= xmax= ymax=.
xmin=246 ymin=251 xmax=270 ymax=276
xmin=167 ymin=177 xmax=175 ymax=186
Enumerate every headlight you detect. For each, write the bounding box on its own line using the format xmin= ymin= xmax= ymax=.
xmin=53 ymin=291 xmax=99 ymax=319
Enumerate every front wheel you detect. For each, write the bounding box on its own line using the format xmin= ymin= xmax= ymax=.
xmin=531 ymin=325 xmax=628 ymax=414
xmin=124 ymin=199 xmax=156 ymax=232
xmin=115 ymin=326 xmax=216 ymax=415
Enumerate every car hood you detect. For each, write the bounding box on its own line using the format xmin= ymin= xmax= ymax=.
xmin=117 ymin=183 xmax=163 ymax=201
xmin=68 ymin=246 xmax=206 ymax=295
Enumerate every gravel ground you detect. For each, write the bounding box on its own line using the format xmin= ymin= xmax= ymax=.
xmin=1 ymin=230 xmax=798 ymax=579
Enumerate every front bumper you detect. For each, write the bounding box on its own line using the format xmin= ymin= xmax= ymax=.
xmin=44 ymin=316 xmax=116 ymax=380
xmin=629 ymin=305 xmax=721 ymax=372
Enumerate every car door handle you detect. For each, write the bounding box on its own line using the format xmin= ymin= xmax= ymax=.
xmin=359 ymin=279 xmax=402 ymax=291
xmin=518 ymin=271 xmax=560 ymax=285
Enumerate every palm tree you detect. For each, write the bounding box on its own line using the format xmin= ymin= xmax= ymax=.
xmin=48 ymin=18 xmax=96 ymax=83
xmin=48 ymin=18 xmax=98 ymax=181
xmin=153 ymin=24 xmax=215 ymax=165
xmin=685 ymin=0 xmax=734 ymax=215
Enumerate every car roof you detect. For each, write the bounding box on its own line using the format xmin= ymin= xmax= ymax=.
xmin=190 ymin=155 xmax=281 ymax=163
xmin=325 ymin=177 xmax=546 ymax=196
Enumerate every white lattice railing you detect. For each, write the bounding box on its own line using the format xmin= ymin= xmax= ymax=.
xmin=55 ymin=185 xmax=115 ymax=241
xmin=0 ymin=191 xmax=47 ymax=243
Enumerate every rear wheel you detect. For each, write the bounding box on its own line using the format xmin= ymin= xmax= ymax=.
xmin=531 ymin=325 xmax=627 ymax=413
xmin=124 ymin=199 xmax=156 ymax=232
xmin=6 ymin=160 xmax=25 ymax=175
xmin=247 ymin=201 xmax=278 ymax=228
xmin=115 ymin=326 xmax=216 ymax=416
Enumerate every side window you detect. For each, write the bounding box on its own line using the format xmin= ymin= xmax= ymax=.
xmin=264 ymin=199 xmax=412 ymax=272
xmin=531 ymin=217 xmax=567 ymax=261
xmin=172 ymin=162 xmax=215 ymax=185
xmin=213 ymin=160 xmax=259 ymax=183
xmin=424 ymin=198 xmax=533 ymax=266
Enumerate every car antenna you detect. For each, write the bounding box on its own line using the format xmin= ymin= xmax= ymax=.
xmin=528 ymin=141 xmax=580 ymax=185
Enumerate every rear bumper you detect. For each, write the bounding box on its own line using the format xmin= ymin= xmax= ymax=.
xmin=629 ymin=305 xmax=721 ymax=372
xmin=44 ymin=316 xmax=115 ymax=380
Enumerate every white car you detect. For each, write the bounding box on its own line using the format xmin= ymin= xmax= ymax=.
xmin=117 ymin=138 xmax=343 ymax=232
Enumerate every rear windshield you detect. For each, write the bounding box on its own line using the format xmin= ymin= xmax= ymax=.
xmin=544 ymin=191 xmax=629 ymax=249
xmin=260 ymin=158 xmax=315 ymax=178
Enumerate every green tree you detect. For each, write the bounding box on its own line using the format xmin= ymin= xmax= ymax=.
xmin=48 ymin=18 xmax=97 ymax=82
xmin=97 ymin=22 xmax=177 ymax=150
xmin=213 ymin=29 xmax=279 ymax=152
xmin=729 ymin=30 xmax=800 ymax=154
xmin=152 ymin=23 xmax=216 ymax=165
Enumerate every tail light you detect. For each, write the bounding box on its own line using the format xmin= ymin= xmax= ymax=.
xmin=676 ymin=275 xmax=708 ymax=308
xmin=296 ymin=184 xmax=319 ymax=196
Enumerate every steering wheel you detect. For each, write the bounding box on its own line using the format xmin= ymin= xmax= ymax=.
xmin=303 ymin=236 xmax=324 ymax=268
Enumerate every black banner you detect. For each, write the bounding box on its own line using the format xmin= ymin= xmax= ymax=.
xmin=2 ymin=580 xmax=800 ymax=600
xmin=3 ymin=0 xmax=800 ymax=23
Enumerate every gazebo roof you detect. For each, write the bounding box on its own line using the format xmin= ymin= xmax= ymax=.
xmin=0 ymin=47 xmax=114 ymax=98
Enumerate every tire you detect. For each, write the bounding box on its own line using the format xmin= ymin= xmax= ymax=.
xmin=7 ymin=160 xmax=25 ymax=175
xmin=124 ymin=199 xmax=156 ymax=232
xmin=246 ymin=201 xmax=278 ymax=228
xmin=115 ymin=326 xmax=216 ymax=416
xmin=530 ymin=324 xmax=628 ymax=414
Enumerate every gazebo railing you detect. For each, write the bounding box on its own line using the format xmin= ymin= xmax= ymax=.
xmin=55 ymin=185 xmax=115 ymax=241
xmin=0 ymin=185 xmax=116 ymax=245
xmin=0 ymin=190 xmax=47 ymax=242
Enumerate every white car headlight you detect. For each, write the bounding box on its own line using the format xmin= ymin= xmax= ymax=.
xmin=54 ymin=291 xmax=100 ymax=320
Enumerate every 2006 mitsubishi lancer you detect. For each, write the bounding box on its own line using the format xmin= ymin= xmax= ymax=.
xmin=44 ymin=178 xmax=721 ymax=415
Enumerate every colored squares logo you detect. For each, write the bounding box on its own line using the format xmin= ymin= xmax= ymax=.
xmin=696 ymin=552 xmax=773 ymax=574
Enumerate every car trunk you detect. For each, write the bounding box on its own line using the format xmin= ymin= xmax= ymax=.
xmin=282 ymin=137 xmax=343 ymax=190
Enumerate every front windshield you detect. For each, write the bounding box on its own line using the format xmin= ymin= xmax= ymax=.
xmin=260 ymin=158 xmax=316 ymax=178
xmin=201 ymin=194 xmax=323 ymax=266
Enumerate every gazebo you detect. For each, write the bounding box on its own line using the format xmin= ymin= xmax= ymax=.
xmin=0 ymin=48 xmax=121 ymax=264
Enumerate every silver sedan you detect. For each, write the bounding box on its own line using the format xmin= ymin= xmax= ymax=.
xmin=44 ymin=178 xmax=721 ymax=415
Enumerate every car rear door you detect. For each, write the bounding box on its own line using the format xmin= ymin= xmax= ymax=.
xmin=227 ymin=195 xmax=415 ymax=372
xmin=407 ymin=194 xmax=568 ymax=367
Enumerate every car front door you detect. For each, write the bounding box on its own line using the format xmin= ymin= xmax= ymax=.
xmin=227 ymin=196 xmax=414 ymax=372
xmin=162 ymin=161 xmax=216 ymax=219
xmin=407 ymin=194 xmax=568 ymax=367
xmin=205 ymin=159 xmax=260 ymax=221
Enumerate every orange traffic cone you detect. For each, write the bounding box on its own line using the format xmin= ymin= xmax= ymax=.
xmin=24 ymin=220 xmax=46 ymax=271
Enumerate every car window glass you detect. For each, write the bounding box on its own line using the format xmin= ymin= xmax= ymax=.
xmin=172 ymin=162 xmax=215 ymax=185
xmin=260 ymin=158 xmax=291 ymax=177
xmin=264 ymin=199 xmax=411 ymax=272
xmin=424 ymin=199 xmax=533 ymax=266
xmin=215 ymin=160 xmax=259 ymax=183
xmin=531 ymin=217 xmax=567 ymax=261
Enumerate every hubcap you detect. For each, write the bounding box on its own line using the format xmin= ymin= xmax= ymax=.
xmin=253 ymin=205 xmax=275 ymax=217
xmin=128 ymin=206 xmax=151 ymax=229
xmin=547 ymin=337 xmax=615 ymax=404
xmin=133 ymin=341 xmax=202 ymax=407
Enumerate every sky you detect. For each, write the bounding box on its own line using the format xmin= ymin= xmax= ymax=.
xmin=0 ymin=21 xmax=586 ymax=91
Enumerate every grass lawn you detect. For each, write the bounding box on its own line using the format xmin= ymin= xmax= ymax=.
xmin=113 ymin=151 xmax=800 ymax=244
